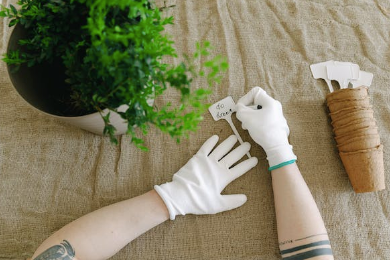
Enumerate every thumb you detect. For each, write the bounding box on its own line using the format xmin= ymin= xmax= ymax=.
xmin=220 ymin=194 xmax=248 ymax=211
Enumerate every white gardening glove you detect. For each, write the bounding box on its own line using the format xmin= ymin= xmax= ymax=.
xmin=154 ymin=135 xmax=258 ymax=220
xmin=236 ymin=87 xmax=296 ymax=170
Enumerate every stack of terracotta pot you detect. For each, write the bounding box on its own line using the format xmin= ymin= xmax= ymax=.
xmin=326 ymin=86 xmax=385 ymax=193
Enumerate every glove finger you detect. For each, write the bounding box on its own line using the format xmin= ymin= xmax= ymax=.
xmin=219 ymin=142 xmax=251 ymax=168
xmin=220 ymin=194 xmax=247 ymax=211
xmin=197 ymin=135 xmax=219 ymax=156
xmin=236 ymin=103 xmax=258 ymax=125
xmin=253 ymin=87 xmax=277 ymax=107
xmin=210 ymin=135 xmax=237 ymax=160
xmin=229 ymin=157 xmax=258 ymax=183
xmin=237 ymin=86 xmax=264 ymax=106
xmin=236 ymin=103 xmax=253 ymax=113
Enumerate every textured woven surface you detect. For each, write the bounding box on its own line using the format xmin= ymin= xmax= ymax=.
xmin=1 ymin=0 xmax=390 ymax=259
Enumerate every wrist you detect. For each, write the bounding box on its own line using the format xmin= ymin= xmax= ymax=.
xmin=155 ymin=178 xmax=198 ymax=221
xmin=270 ymin=161 xmax=298 ymax=173
xmin=269 ymin=159 xmax=296 ymax=171
xmin=265 ymin=144 xmax=297 ymax=171
xmin=154 ymin=182 xmax=182 ymax=220
xmin=149 ymin=190 xmax=170 ymax=221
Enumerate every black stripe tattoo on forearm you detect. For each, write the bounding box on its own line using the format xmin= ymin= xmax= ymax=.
xmin=294 ymin=233 xmax=328 ymax=242
xmin=280 ymin=240 xmax=331 ymax=255
xmin=282 ymin=248 xmax=333 ymax=260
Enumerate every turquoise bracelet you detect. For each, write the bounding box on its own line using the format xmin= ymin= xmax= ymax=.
xmin=268 ymin=159 xmax=296 ymax=171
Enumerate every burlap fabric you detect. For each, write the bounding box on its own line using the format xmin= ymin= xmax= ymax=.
xmin=1 ymin=0 xmax=390 ymax=259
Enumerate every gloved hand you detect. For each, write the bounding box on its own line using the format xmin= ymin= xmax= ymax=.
xmin=236 ymin=87 xmax=296 ymax=170
xmin=154 ymin=135 xmax=258 ymax=220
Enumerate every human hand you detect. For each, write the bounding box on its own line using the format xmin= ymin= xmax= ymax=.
xmin=154 ymin=135 xmax=258 ymax=220
xmin=236 ymin=87 xmax=296 ymax=170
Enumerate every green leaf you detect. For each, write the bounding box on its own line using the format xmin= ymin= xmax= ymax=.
xmin=9 ymin=19 xmax=18 ymax=27
xmin=221 ymin=61 xmax=229 ymax=70
xmin=10 ymin=4 xmax=17 ymax=15
xmin=2 ymin=1 xmax=227 ymax=149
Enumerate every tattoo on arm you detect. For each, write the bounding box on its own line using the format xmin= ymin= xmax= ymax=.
xmin=279 ymin=234 xmax=333 ymax=260
xmin=33 ymin=240 xmax=75 ymax=260
xmin=294 ymin=233 xmax=329 ymax=242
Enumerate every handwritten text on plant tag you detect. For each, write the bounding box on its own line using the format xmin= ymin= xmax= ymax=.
xmin=208 ymin=96 xmax=236 ymax=121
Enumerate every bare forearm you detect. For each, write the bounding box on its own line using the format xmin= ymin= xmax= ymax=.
xmin=271 ymin=163 xmax=333 ymax=260
xmin=31 ymin=190 xmax=169 ymax=260
xmin=30 ymin=135 xmax=255 ymax=260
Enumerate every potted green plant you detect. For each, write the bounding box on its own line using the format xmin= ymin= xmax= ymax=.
xmin=1 ymin=0 xmax=227 ymax=149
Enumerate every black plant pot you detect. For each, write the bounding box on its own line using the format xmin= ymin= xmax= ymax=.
xmin=6 ymin=24 xmax=128 ymax=135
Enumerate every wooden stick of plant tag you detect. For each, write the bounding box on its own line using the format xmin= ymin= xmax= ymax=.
xmin=208 ymin=96 xmax=251 ymax=158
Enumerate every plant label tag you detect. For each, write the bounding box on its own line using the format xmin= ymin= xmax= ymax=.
xmin=209 ymin=96 xmax=251 ymax=158
xmin=310 ymin=60 xmax=334 ymax=79
xmin=327 ymin=64 xmax=354 ymax=89
xmin=311 ymin=60 xmax=373 ymax=92
xmin=310 ymin=60 xmax=335 ymax=92
xmin=327 ymin=63 xmax=360 ymax=89
xmin=351 ymin=70 xmax=373 ymax=88
xmin=334 ymin=61 xmax=360 ymax=80
xmin=208 ymin=96 xmax=236 ymax=121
